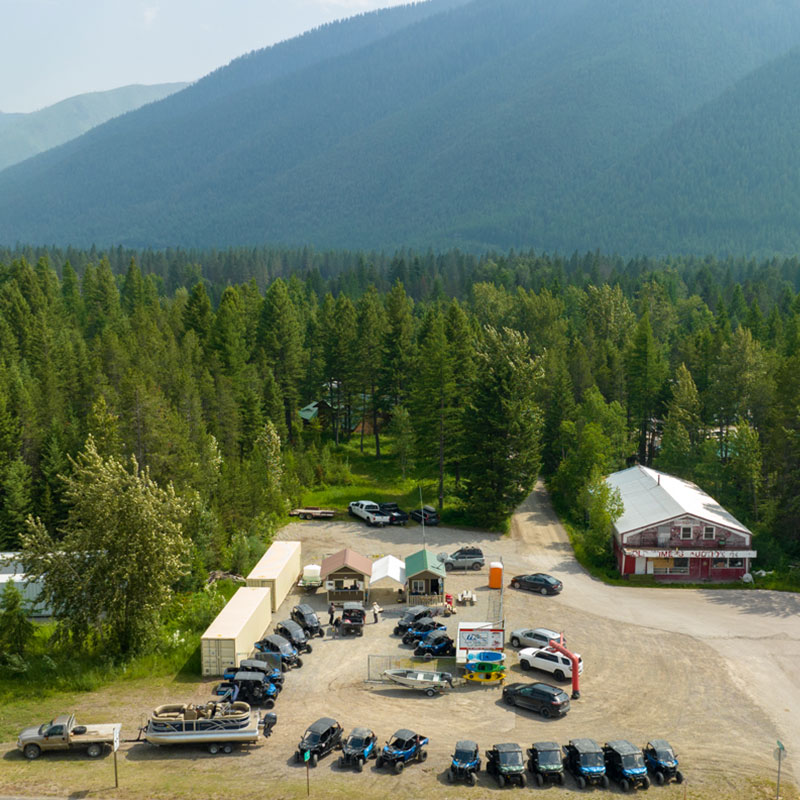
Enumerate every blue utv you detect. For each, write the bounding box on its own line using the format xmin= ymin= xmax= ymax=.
xmin=213 ymin=671 xmax=277 ymax=708
xmin=413 ymin=630 xmax=456 ymax=659
xmin=400 ymin=618 xmax=447 ymax=645
xmin=564 ymin=739 xmax=609 ymax=789
xmin=643 ymin=740 xmax=684 ymax=785
xmin=255 ymin=634 xmax=303 ymax=671
xmin=223 ymin=659 xmax=283 ymax=690
xmin=604 ymin=740 xmax=650 ymax=791
xmin=338 ymin=727 xmax=379 ymax=772
xmin=447 ymin=740 xmax=480 ymax=785
xmin=376 ymin=729 xmax=429 ymax=774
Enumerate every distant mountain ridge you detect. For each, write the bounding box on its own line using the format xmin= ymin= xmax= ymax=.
xmin=0 ymin=83 xmax=187 ymax=172
xmin=2 ymin=0 xmax=800 ymax=256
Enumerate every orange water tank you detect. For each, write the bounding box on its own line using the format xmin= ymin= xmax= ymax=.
xmin=488 ymin=561 xmax=503 ymax=589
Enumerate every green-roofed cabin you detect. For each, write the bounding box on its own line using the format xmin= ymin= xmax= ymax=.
xmin=404 ymin=549 xmax=446 ymax=605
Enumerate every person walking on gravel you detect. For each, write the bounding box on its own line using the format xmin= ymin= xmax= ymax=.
xmin=328 ymin=601 xmax=335 ymax=625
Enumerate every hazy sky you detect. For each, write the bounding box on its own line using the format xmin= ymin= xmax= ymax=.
xmin=1 ymin=0 xmax=410 ymax=113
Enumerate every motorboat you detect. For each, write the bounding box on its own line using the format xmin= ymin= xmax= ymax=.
xmin=383 ymin=668 xmax=455 ymax=696
xmin=142 ymin=701 xmax=261 ymax=747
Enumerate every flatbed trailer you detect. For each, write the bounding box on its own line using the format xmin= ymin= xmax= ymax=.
xmin=289 ymin=507 xmax=335 ymax=520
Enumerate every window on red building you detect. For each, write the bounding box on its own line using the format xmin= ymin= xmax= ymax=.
xmin=680 ymin=527 xmax=692 ymax=540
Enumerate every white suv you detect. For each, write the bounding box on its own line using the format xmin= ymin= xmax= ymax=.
xmin=519 ymin=647 xmax=583 ymax=681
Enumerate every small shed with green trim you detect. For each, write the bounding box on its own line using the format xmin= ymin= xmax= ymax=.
xmin=404 ymin=549 xmax=446 ymax=604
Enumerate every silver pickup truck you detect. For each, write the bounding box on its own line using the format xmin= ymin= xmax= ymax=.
xmin=18 ymin=713 xmax=120 ymax=759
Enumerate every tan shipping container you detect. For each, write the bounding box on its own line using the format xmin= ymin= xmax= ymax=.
xmin=246 ymin=540 xmax=301 ymax=612
xmin=200 ymin=586 xmax=271 ymax=676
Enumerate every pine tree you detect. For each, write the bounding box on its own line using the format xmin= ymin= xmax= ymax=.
xmin=0 ymin=457 xmax=32 ymax=549
xmin=0 ymin=581 xmax=34 ymax=658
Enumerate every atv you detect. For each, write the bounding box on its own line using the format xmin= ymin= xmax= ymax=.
xmin=604 ymin=740 xmax=650 ymax=791
xmin=213 ymin=671 xmax=277 ymax=708
xmin=291 ymin=603 xmax=325 ymax=638
xmin=275 ymin=619 xmax=313 ymax=654
xmin=564 ymin=739 xmax=609 ymax=789
xmin=338 ymin=727 xmax=378 ymax=772
xmin=376 ymin=729 xmax=429 ymax=774
xmin=393 ymin=605 xmax=433 ymax=636
xmin=447 ymin=739 xmax=481 ymax=785
xmin=527 ymin=741 xmax=566 ymax=786
xmin=223 ymin=659 xmax=283 ymax=690
xmin=295 ymin=717 xmax=343 ymax=766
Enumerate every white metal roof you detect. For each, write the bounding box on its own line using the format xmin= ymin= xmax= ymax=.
xmin=369 ymin=555 xmax=406 ymax=587
xmin=202 ymin=587 xmax=271 ymax=639
xmin=606 ymin=465 xmax=751 ymax=536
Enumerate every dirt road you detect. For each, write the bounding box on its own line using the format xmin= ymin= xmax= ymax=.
xmin=0 ymin=486 xmax=797 ymax=799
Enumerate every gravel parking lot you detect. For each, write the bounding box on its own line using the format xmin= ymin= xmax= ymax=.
xmin=1 ymin=484 xmax=797 ymax=800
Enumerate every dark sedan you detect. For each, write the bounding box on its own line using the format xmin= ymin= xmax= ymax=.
xmin=510 ymin=573 xmax=562 ymax=595
xmin=503 ymin=682 xmax=570 ymax=718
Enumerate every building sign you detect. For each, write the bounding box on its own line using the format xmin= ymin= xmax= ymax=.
xmin=457 ymin=626 xmax=504 ymax=651
xmin=623 ymin=549 xmax=756 ymax=559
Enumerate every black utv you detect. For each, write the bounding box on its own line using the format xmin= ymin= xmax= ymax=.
xmin=393 ymin=605 xmax=433 ymax=636
xmin=563 ymin=739 xmax=609 ymax=789
xmin=295 ymin=717 xmax=343 ymax=766
xmin=340 ymin=602 xmax=366 ymax=636
xmin=486 ymin=742 xmax=527 ymax=787
xmin=447 ymin=740 xmax=481 ymax=785
xmin=234 ymin=658 xmax=283 ymax=688
xmin=275 ymin=619 xmax=313 ymax=654
xmin=527 ymin=741 xmax=566 ymax=786
xmin=603 ymin=740 xmax=650 ymax=791
xmin=338 ymin=727 xmax=378 ymax=772
xmin=255 ymin=634 xmax=303 ymax=670
xmin=291 ymin=603 xmax=324 ymax=637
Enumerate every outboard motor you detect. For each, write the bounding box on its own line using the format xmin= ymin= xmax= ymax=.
xmin=263 ymin=712 xmax=277 ymax=738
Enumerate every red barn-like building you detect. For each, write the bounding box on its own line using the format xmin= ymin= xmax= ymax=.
xmin=606 ymin=466 xmax=756 ymax=582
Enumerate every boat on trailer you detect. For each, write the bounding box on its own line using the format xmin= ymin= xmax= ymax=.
xmin=383 ymin=668 xmax=455 ymax=696
xmin=142 ymin=701 xmax=261 ymax=751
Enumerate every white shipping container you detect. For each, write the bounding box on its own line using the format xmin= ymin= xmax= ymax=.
xmin=0 ymin=552 xmax=23 ymax=574
xmin=0 ymin=573 xmax=49 ymax=616
xmin=246 ymin=540 xmax=301 ymax=612
xmin=200 ymin=586 xmax=271 ymax=676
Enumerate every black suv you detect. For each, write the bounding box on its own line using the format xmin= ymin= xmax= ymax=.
xmin=379 ymin=503 xmax=409 ymax=525
xmin=527 ymin=741 xmax=566 ymax=786
xmin=410 ymin=505 xmax=440 ymax=525
xmin=393 ymin=605 xmax=433 ymax=636
xmin=604 ymin=740 xmax=650 ymax=791
xmin=563 ymin=739 xmax=609 ymax=789
xmin=340 ymin=602 xmax=366 ymax=636
xmin=502 ymin=682 xmax=570 ymax=718
xmin=275 ymin=619 xmax=313 ymax=654
xmin=255 ymin=634 xmax=303 ymax=670
xmin=291 ymin=604 xmax=324 ymax=638
xmin=295 ymin=717 xmax=343 ymax=766
xmin=486 ymin=743 xmax=527 ymax=787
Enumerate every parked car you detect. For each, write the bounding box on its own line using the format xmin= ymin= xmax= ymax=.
xmin=393 ymin=605 xmax=433 ymax=635
xmin=275 ymin=619 xmax=313 ymax=654
xmin=447 ymin=739 xmax=481 ymax=785
xmin=255 ymin=634 xmax=303 ymax=670
xmin=291 ymin=603 xmax=324 ymax=638
xmin=486 ymin=742 xmax=527 ymax=788
xmin=437 ymin=547 xmax=484 ymax=571
xmin=502 ymin=682 xmax=570 ymax=718
xmin=376 ymin=729 xmax=428 ymax=773
xmin=519 ymin=646 xmax=583 ymax=681
xmin=379 ymin=502 xmax=409 ymax=525
xmin=414 ymin=630 xmax=456 ymax=659
xmin=509 ymin=627 xmax=563 ymax=649
xmin=643 ymin=739 xmax=683 ymax=785
xmin=409 ymin=505 xmax=440 ymax=525
xmin=527 ymin=741 xmax=566 ymax=786
xmin=604 ymin=740 xmax=650 ymax=791
xmin=214 ymin=671 xmax=276 ymax=708
xmin=295 ymin=717 xmax=343 ymax=766
xmin=223 ymin=659 xmax=283 ymax=689
xmin=563 ymin=739 xmax=609 ymax=789
xmin=338 ymin=727 xmax=378 ymax=772
xmin=340 ymin=602 xmax=366 ymax=636
xmin=401 ymin=617 xmax=447 ymax=645
xmin=509 ymin=573 xmax=563 ymax=595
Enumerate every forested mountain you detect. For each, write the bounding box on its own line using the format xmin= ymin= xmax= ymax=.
xmin=2 ymin=0 xmax=800 ymax=254
xmin=0 ymin=84 xmax=187 ymax=172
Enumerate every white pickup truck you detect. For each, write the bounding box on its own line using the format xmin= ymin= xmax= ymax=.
xmin=348 ymin=500 xmax=391 ymax=527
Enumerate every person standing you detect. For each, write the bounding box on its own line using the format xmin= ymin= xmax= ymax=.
xmin=372 ymin=601 xmax=382 ymax=624
xmin=328 ymin=601 xmax=335 ymax=625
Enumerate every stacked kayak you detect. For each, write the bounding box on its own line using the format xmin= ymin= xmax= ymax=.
xmin=463 ymin=651 xmax=506 ymax=684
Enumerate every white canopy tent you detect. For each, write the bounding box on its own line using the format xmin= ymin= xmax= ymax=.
xmin=369 ymin=555 xmax=406 ymax=587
